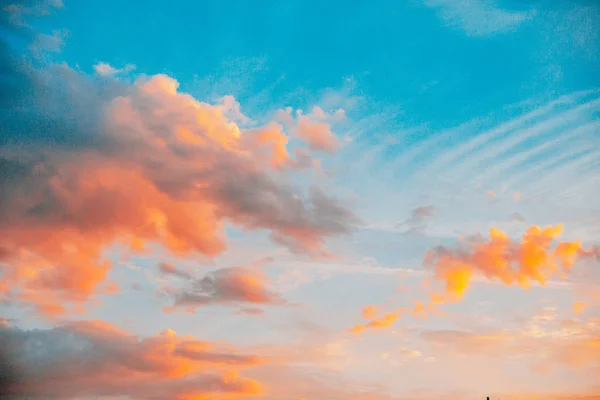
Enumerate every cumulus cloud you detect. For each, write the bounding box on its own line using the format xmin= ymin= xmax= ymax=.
xmin=163 ymin=266 xmax=286 ymax=312
xmin=424 ymin=225 xmax=598 ymax=303
xmin=0 ymin=31 xmax=359 ymax=316
xmin=0 ymin=320 xmax=265 ymax=399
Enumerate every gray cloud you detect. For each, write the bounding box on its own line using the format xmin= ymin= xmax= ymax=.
xmin=0 ymin=5 xmax=359 ymax=315
xmin=0 ymin=320 xmax=265 ymax=399
xmin=167 ymin=267 xmax=286 ymax=311
xmin=397 ymin=205 xmax=438 ymax=234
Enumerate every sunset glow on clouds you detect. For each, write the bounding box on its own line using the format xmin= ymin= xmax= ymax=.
xmin=1 ymin=1 xmax=600 ymax=399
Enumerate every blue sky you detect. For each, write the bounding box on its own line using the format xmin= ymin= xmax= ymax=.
xmin=32 ymin=0 xmax=600 ymax=128
xmin=1 ymin=1 xmax=600 ymax=399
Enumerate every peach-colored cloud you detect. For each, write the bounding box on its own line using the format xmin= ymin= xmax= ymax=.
xmin=350 ymin=224 xmax=595 ymax=334
xmin=158 ymin=262 xmax=193 ymax=280
xmin=238 ymin=307 xmax=265 ymax=316
xmin=0 ymin=72 xmax=358 ymax=316
xmin=421 ymin=329 xmax=515 ymax=355
xmin=421 ymin=314 xmax=600 ymax=373
xmin=496 ymin=393 xmax=600 ymax=400
xmin=242 ymin=122 xmax=291 ymax=169
xmin=349 ymin=306 xmax=401 ymax=335
xmin=574 ymin=301 xmax=587 ymax=315
xmin=293 ymin=114 xmax=340 ymax=153
xmin=276 ymin=106 xmax=341 ymax=153
xmin=424 ymin=225 xmax=597 ymax=303
xmin=361 ymin=305 xmax=379 ymax=319
xmin=0 ymin=319 xmax=265 ymax=399
xmin=514 ymin=192 xmax=522 ymax=201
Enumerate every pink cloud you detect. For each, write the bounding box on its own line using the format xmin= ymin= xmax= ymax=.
xmin=0 ymin=72 xmax=359 ymax=316
xmin=276 ymin=106 xmax=343 ymax=153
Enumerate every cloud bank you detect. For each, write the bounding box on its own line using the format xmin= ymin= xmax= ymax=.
xmin=0 ymin=45 xmax=359 ymax=317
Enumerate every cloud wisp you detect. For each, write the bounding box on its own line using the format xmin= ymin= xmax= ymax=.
xmin=162 ymin=266 xmax=287 ymax=313
xmin=423 ymin=0 xmax=535 ymax=36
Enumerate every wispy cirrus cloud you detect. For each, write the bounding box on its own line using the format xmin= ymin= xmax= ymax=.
xmin=354 ymin=88 xmax=600 ymax=247
xmin=423 ymin=0 xmax=535 ymax=36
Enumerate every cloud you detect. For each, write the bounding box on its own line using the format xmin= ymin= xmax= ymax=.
xmin=241 ymin=122 xmax=291 ymax=169
xmin=158 ymin=262 xmax=193 ymax=280
xmin=509 ymin=212 xmax=526 ymax=223
xmin=421 ymin=329 xmax=514 ymax=355
xmin=411 ymin=205 xmax=437 ymax=219
xmin=276 ymin=106 xmax=342 ymax=153
xmin=423 ymin=0 xmax=534 ymax=36
xmin=349 ymin=305 xmax=401 ymax=335
xmin=420 ymin=314 xmax=600 ymax=373
xmin=361 ymin=304 xmax=379 ymax=319
xmin=238 ymin=307 xmax=265 ymax=316
xmin=573 ymin=301 xmax=587 ymax=315
xmin=93 ymin=61 xmax=136 ymax=77
xmin=0 ymin=320 xmax=265 ymax=399
xmin=0 ymin=38 xmax=359 ymax=316
xmin=2 ymin=0 xmax=63 ymax=28
xmin=29 ymin=28 xmax=68 ymax=55
xmin=397 ymin=205 xmax=438 ymax=233
xmin=539 ymin=5 xmax=600 ymax=63
xmin=164 ymin=267 xmax=286 ymax=312
xmin=424 ymin=225 xmax=597 ymax=303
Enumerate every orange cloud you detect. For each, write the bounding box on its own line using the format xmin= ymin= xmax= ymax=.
xmin=361 ymin=305 xmax=379 ymax=319
xmin=0 ymin=319 xmax=265 ymax=399
xmin=242 ymin=122 xmax=291 ymax=169
xmin=349 ymin=306 xmax=400 ymax=335
xmin=0 ymin=72 xmax=358 ymax=316
xmin=421 ymin=314 xmax=600 ymax=373
xmin=411 ymin=300 xmax=431 ymax=319
xmin=573 ymin=302 xmax=587 ymax=315
xmin=424 ymin=225 xmax=596 ymax=302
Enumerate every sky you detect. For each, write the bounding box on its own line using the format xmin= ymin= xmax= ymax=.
xmin=0 ymin=0 xmax=599 ymax=399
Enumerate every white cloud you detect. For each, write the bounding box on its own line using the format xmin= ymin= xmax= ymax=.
xmin=424 ymin=0 xmax=535 ymax=36
xmin=93 ymin=62 xmax=136 ymax=77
